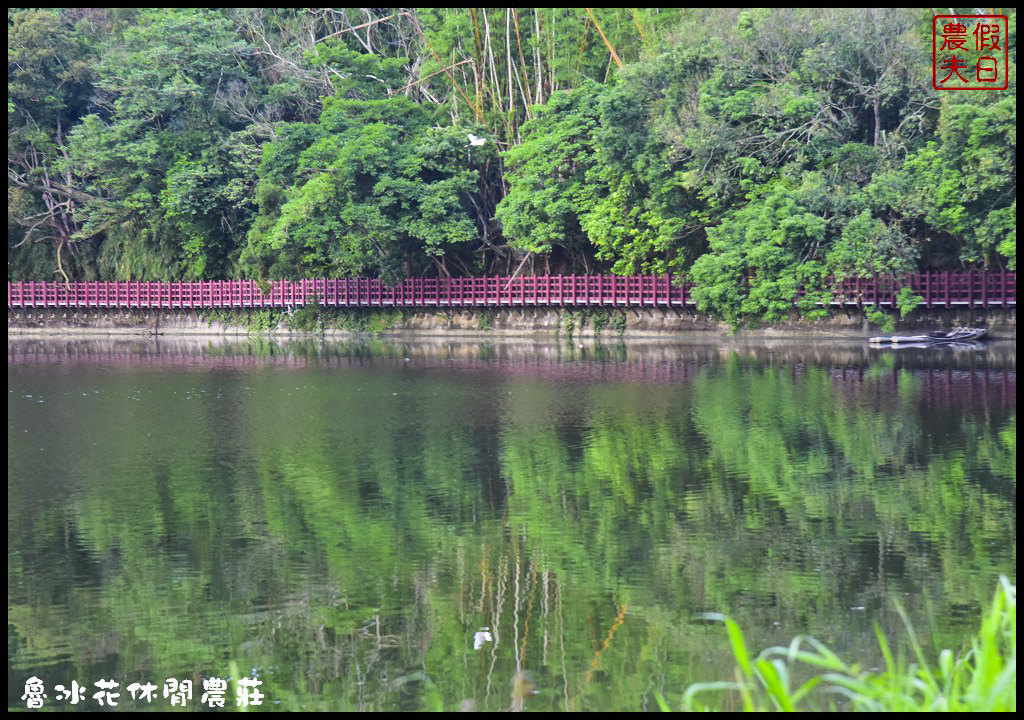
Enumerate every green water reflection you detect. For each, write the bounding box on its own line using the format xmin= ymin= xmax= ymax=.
xmin=7 ymin=338 xmax=1016 ymax=711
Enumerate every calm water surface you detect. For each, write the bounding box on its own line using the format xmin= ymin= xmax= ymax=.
xmin=8 ymin=337 xmax=1016 ymax=711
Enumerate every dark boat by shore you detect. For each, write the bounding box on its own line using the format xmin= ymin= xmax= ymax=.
xmin=868 ymin=327 xmax=987 ymax=344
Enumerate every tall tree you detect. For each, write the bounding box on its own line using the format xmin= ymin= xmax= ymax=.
xmin=241 ymin=45 xmax=485 ymax=282
xmin=8 ymin=9 xmax=98 ymax=281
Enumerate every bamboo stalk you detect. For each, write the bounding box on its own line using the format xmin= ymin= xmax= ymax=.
xmin=396 ymin=58 xmax=473 ymax=93
xmin=482 ymin=10 xmax=508 ymax=137
xmin=549 ymin=9 xmax=556 ymax=93
xmin=506 ymin=9 xmax=514 ymax=118
xmin=470 ymin=8 xmax=484 ymax=112
xmin=512 ymin=9 xmax=534 ymax=119
xmin=534 ymin=10 xmax=543 ymax=104
xmin=586 ymin=8 xmax=624 ymax=69
xmin=577 ymin=15 xmax=591 ymax=75
xmin=414 ymin=23 xmax=485 ymax=123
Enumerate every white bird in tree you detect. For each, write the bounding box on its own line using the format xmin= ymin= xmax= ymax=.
xmin=467 ymin=133 xmax=487 ymax=146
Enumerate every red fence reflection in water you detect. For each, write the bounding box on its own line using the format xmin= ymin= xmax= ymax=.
xmin=8 ymin=344 xmax=1015 ymax=410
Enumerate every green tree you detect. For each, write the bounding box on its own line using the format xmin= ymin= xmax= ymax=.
xmin=496 ymin=82 xmax=603 ymax=270
xmin=66 ymin=8 xmax=259 ymax=279
xmin=242 ymin=45 xmax=483 ymax=282
xmin=862 ymin=95 xmax=1017 ymax=270
xmin=689 ymin=182 xmax=830 ymax=325
xmin=7 ymin=8 xmax=1016 ymax=288
xmin=8 ymin=8 xmax=98 ymax=281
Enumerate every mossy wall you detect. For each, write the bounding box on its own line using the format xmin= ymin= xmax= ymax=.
xmin=8 ymin=306 xmax=1015 ymax=339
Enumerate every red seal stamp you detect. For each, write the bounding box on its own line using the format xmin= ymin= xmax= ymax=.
xmin=933 ymin=15 xmax=1009 ymax=90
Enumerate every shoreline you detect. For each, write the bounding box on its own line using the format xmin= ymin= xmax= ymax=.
xmin=8 ymin=306 xmax=1016 ymax=341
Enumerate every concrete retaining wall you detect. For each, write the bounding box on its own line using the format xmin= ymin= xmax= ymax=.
xmin=7 ymin=306 xmax=1015 ymax=339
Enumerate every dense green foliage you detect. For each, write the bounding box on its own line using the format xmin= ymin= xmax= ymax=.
xmin=240 ymin=48 xmax=485 ymax=283
xmin=8 ymin=9 xmax=1016 ymax=323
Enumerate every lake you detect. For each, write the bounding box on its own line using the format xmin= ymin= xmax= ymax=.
xmin=8 ymin=336 xmax=1016 ymax=711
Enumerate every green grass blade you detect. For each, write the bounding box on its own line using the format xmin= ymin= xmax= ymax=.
xmin=755 ymin=657 xmax=795 ymax=711
xmin=652 ymin=690 xmax=670 ymax=712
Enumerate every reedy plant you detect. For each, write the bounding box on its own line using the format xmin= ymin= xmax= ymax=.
xmin=673 ymin=576 xmax=1015 ymax=712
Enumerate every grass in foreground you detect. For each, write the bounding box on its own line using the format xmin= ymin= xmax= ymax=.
xmin=661 ymin=576 xmax=1015 ymax=712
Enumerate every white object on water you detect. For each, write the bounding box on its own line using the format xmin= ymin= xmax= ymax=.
xmin=473 ymin=627 xmax=493 ymax=650
xmin=468 ymin=133 xmax=487 ymax=146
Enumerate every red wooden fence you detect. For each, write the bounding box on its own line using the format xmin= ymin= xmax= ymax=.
xmin=6 ymin=272 xmax=1016 ymax=310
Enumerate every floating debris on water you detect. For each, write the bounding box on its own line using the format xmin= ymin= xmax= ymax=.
xmin=473 ymin=627 xmax=493 ymax=650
